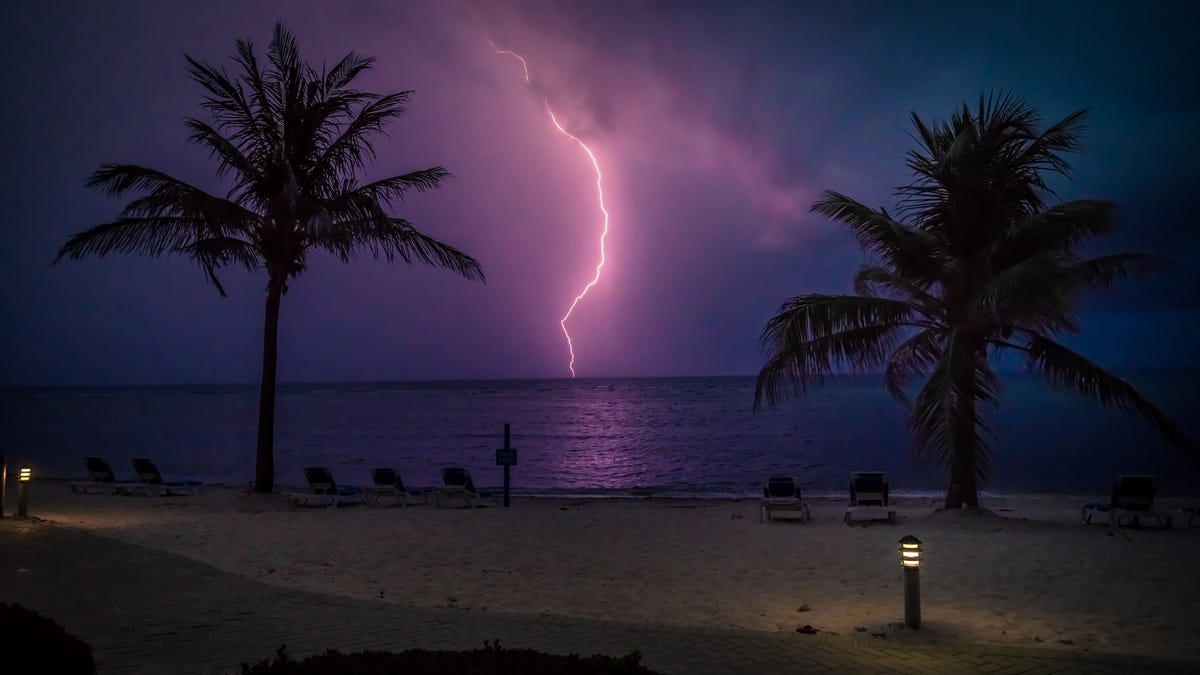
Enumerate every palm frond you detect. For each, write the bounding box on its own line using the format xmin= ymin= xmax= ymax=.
xmin=54 ymin=217 xmax=224 ymax=263
xmin=185 ymin=119 xmax=259 ymax=181
xmin=311 ymin=216 xmax=483 ymax=282
xmin=754 ymin=294 xmax=917 ymax=408
xmin=899 ymin=93 xmax=1082 ymax=229
xmin=811 ymin=191 xmax=948 ymax=284
xmin=323 ymin=51 xmax=374 ymax=92
xmin=231 ymin=37 xmax=279 ymax=154
xmin=883 ymin=328 xmax=944 ymax=404
xmin=185 ymin=55 xmax=256 ymax=135
xmin=327 ymin=168 xmax=451 ymax=207
xmin=1068 ymin=252 xmax=1174 ymax=292
xmin=86 ymin=164 xmax=257 ymax=229
xmin=968 ymin=252 xmax=1079 ymax=335
xmin=310 ymin=92 xmax=411 ymax=182
xmin=853 ymin=264 xmax=939 ymax=312
xmin=909 ymin=332 xmax=1000 ymax=483
xmin=1018 ymin=108 xmax=1088 ymax=177
xmin=991 ymin=199 xmax=1117 ymax=264
xmin=1021 ymin=332 xmax=1196 ymax=453
xmin=178 ymin=236 xmax=260 ymax=297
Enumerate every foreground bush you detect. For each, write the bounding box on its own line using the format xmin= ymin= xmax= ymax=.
xmin=0 ymin=603 xmax=95 ymax=675
xmin=240 ymin=642 xmax=662 ymax=674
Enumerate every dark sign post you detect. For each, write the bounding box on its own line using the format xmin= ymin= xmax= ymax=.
xmin=495 ymin=423 xmax=518 ymax=507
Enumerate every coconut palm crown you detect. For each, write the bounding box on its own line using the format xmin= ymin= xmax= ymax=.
xmin=55 ymin=24 xmax=485 ymax=493
xmin=754 ymin=92 xmax=1194 ymax=508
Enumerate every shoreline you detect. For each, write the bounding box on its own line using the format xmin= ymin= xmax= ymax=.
xmin=20 ymin=477 xmax=1200 ymax=501
xmin=9 ymin=484 xmax=1200 ymax=662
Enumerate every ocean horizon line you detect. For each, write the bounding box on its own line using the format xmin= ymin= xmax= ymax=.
xmin=4 ymin=364 xmax=1197 ymax=392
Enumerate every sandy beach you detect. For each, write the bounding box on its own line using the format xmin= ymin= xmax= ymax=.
xmin=18 ymin=483 xmax=1200 ymax=662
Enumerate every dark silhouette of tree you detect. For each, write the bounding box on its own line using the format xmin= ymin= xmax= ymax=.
xmin=754 ymin=92 xmax=1194 ymax=509
xmin=55 ymin=24 xmax=484 ymax=493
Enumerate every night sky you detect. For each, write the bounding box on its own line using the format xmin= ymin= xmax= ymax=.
xmin=2 ymin=0 xmax=1197 ymax=386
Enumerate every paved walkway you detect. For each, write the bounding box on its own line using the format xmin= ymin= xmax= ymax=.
xmin=1 ymin=518 xmax=1192 ymax=674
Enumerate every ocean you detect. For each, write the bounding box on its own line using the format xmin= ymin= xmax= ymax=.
xmin=3 ymin=370 xmax=1198 ymax=497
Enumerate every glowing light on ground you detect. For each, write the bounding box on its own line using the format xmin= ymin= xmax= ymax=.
xmin=486 ymin=40 xmax=610 ymax=378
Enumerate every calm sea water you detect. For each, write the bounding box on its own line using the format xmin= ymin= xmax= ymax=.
xmin=2 ymin=371 xmax=1198 ymax=496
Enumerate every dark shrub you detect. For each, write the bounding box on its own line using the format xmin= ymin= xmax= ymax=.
xmin=0 ymin=603 xmax=95 ymax=675
xmin=239 ymin=641 xmax=663 ymax=674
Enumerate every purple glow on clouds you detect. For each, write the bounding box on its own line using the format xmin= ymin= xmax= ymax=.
xmin=0 ymin=0 xmax=1197 ymax=385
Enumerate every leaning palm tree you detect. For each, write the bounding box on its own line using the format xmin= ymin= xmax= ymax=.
xmin=755 ymin=92 xmax=1194 ymax=509
xmin=55 ymin=24 xmax=484 ymax=493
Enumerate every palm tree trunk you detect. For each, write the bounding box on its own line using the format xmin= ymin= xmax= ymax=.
xmin=254 ymin=276 xmax=285 ymax=493
xmin=944 ymin=358 xmax=981 ymax=509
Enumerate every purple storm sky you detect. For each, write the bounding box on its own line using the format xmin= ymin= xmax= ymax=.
xmin=1 ymin=0 xmax=1197 ymax=385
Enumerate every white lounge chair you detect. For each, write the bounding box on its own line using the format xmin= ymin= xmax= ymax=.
xmin=432 ymin=467 xmax=496 ymax=509
xmin=760 ymin=476 xmax=810 ymax=523
xmin=844 ymin=471 xmax=896 ymax=524
xmin=131 ymin=457 xmax=203 ymax=496
xmin=1173 ymin=506 xmax=1199 ymax=528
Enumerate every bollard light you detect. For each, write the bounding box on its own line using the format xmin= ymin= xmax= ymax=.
xmin=17 ymin=465 xmax=31 ymax=517
xmin=899 ymin=534 xmax=921 ymax=567
xmin=899 ymin=534 xmax=922 ymax=629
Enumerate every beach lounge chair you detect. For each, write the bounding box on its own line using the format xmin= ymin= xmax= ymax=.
xmin=363 ymin=467 xmax=428 ymax=507
xmin=844 ymin=471 xmax=896 ymax=524
xmin=287 ymin=467 xmax=366 ymax=508
xmin=760 ymin=476 xmax=810 ymax=523
xmin=432 ymin=467 xmax=496 ymax=509
xmin=131 ymin=458 xmax=203 ymax=496
xmin=69 ymin=457 xmax=148 ymax=495
xmin=1173 ymin=506 xmax=1200 ymax=528
xmin=1081 ymin=475 xmax=1172 ymax=528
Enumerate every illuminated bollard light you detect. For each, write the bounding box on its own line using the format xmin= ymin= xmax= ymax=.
xmin=899 ymin=534 xmax=922 ymax=629
xmin=17 ymin=465 xmax=31 ymax=517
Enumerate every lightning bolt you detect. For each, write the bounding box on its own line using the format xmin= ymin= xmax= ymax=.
xmin=485 ymin=40 xmax=610 ymax=378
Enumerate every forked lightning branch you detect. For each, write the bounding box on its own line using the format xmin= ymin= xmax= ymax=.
xmin=486 ymin=40 xmax=611 ymax=378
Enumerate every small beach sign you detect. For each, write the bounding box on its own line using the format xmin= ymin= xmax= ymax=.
xmin=496 ymin=423 xmax=517 ymax=506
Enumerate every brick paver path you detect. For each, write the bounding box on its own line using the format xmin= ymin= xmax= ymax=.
xmin=1 ymin=519 xmax=1193 ymax=674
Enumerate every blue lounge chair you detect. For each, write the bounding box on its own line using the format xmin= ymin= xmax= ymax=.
xmin=1082 ymin=475 xmax=1172 ymax=529
xmin=69 ymin=457 xmax=147 ymax=495
xmin=131 ymin=458 xmax=203 ymax=496
xmin=760 ymin=476 xmax=810 ymax=523
xmin=288 ymin=467 xmax=366 ymax=508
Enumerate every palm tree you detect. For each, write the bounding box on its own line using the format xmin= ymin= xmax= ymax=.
xmin=754 ymin=93 xmax=1194 ymax=509
xmin=55 ymin=24 xmax=484 ymax=493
